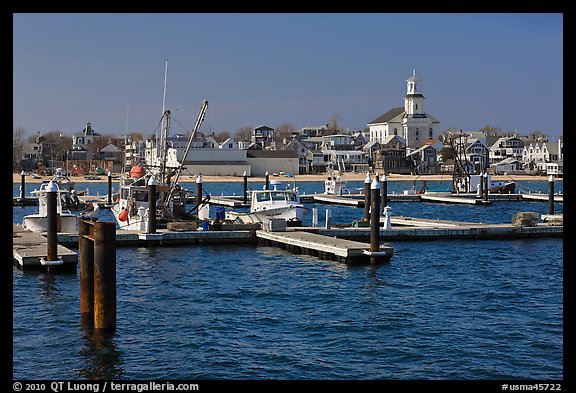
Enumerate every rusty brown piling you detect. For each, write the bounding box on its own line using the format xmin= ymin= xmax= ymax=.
xmin=93 ymin=221 xmax=117 ymax=332
xmin=78 ymin=218 xmax=117 ymax=332
xmin=79 ymin=218 xmax=94 ymax=326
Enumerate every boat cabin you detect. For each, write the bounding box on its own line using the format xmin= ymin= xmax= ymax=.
xmin=250 ymin=189 xmax=300 ymax=213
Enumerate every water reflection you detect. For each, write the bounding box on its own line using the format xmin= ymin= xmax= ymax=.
xmin=79 ymin=328 xmax=124 ymax=380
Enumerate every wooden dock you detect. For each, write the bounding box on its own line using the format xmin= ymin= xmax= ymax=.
xmin=13 ymin=224 xmax=78 ymax=270
xmin=521 ymin=194 xmax=563 ymax=203
xmin=419 ymin=194 xmax=492 ymax=205
xmin=299 ymin=221 xmax=562 ymax=241
xmin=312 ymin=194 xmax=365 ymax=207
xmin=256 ymin=229 xmax=393 ymax=263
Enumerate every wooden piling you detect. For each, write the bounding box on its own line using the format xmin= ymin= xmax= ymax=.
xmin=20 ymin=170 xmax=26 ymax=201
xmin=364 ymin=172 xmax=371 ymax=221
xmin=243 ymin=171 xmax=248 ymax=204
xmin=79 ymin=218 xmax=94 ymax=326
xmin=45 ymin=180 xmax=60 ymax=272
xmin=93 ymin=221 xmax=117 ymax=332
xmin=548 ymin=175 xmax=555 ymax=215
xmin=381 ymin=173 xmax=388 ymax=211
xmin=196 ymin=174 xmax=203 ymax=208
xmin=107 ymin=171 xmax=112 ymax=205
xmin=265 ymin=171 xmax=270 ymax=190
xmin=370 ymin=178 xmax=381 ymax=264
xmin=148 ymin=176 xmax=158 ymax=234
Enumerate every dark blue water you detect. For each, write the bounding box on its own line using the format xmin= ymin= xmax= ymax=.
xmin=12 ymin=179 xmax=563 ymax=380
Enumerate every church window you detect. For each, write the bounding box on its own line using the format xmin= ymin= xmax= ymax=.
xmin=415 ymin=104 xmax=418 ymax=110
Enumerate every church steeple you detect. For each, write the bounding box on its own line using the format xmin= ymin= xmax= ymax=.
xmin=404 ymin=70 xmax=425 ymax=115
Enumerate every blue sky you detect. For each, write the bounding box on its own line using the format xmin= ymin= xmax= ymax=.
xmin=13 ymin=13 xmax=563 ymax=139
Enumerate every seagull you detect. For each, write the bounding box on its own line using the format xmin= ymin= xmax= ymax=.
xmin=80 ymin=201 xmax=100 ymax=221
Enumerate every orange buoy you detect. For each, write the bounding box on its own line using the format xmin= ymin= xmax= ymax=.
xmin=130 ymin=165 xmax=146 ymax=178
xmin=118 ymin=208 xmax=129 ymax=222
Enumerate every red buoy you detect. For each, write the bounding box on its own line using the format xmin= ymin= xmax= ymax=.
xmin=118 ymin=208 xmax=129 ymax=222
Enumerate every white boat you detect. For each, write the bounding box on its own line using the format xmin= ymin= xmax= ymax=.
xmin=22 ymin=180 xmax=78 ymax=233
xmin=455 ymin=174 xmax=516 ymax=194
xmin=226 ymin=183 xmax=309 ymax=226
xmin=324 ymin=172 xmax=363 ymax=195
xmin=324 ymin=174 xmax=350 ymax=195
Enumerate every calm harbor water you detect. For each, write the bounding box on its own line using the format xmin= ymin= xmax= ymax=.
xmin=12 ymin=179 xmax=563 ymax=380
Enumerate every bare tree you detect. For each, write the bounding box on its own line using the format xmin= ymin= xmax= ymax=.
xmin=478 ymin=125 xmax=502 ymax=137
xmin=327 ymin=114 xmax=341 ymax=135
xmin=13 ymin=126 xmax=26 ymax=170
xmin=213 ymin=131 xmax=231 ymax=143
xmin=274 ymin=122 xmax=297 ymax=144
xmin=529 ymin=130 xmax=548 ymax=142
xmin=234 ymin=126 xmax=253 ymax=142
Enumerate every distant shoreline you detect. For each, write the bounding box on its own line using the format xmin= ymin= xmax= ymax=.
xmin=12 ymin=172 xmax=555 ymax=184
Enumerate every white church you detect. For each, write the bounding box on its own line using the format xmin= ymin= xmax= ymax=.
xmin=368 ymin=71 xmax=440 ymax=153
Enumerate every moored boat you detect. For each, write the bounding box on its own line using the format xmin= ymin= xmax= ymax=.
xmin=22 ymin=180 xmax=78 ymax=233
xmin=225 ymin=183 xmax=309 ymax=226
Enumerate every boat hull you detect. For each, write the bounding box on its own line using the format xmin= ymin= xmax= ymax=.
xmin=22 ymin=214 xmax=78 ymax=233
xmin=226 ymin=205 xmax=308 ymax=226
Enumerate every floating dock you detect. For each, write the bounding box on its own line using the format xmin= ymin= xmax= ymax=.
xmin=419 ymin=194 xmax=492 ymax=205
xmin=311 ymin=194 xmax=365 ymax=207
xmin=256 ymin=229 xmax=392 ymax=264
xmin=300 ymin=222 xmax=562 ymax=241
xmin=12 ymin=224 xmax=78 ymax=270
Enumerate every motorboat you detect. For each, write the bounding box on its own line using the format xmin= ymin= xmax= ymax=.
xmin=226 ymin=183 xmax=309 ymax=226
xmin=22 ymin=180 xmax=78 ymax=233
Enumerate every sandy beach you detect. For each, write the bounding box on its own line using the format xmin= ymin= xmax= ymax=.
xmin=12 ymin=172 xmax=551 ymax=184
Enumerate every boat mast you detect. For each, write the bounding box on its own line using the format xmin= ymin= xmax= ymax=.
xmin=159 ymin=60 xmax=169 ymax=184
xmin=165 ymin=100 xmax=208 ymax=204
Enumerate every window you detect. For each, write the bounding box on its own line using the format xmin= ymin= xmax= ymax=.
xmin=256 ymin=192 xmax=271 ymax=202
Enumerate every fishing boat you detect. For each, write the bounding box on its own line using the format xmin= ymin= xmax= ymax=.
xmin=110 ymin=95 xmax=210 ymax=231
xmin=110 ymin=166 xmax=203 ymax=231
xmin=22 ymin=180 xmax=78 ymax=233
xmin=225 ymin=182 xmax=309 ymax=226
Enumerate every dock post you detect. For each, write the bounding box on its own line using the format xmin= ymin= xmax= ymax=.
xmin=243 ymin=171 xmax=248 ymax=204
xmin=147 ymin=176 xmax=158 ymax=234
xmin=44 ymin=180 xmax=60 ymax=272
xmin=107 ymin=171 xmax=112 ymax=205
xmin=93 ymin=221 xmax=117 ymax=332
xmin=20 ymin=170 xmax=26 ymax=201
xmin=325 ymin=209 xmax=331 ymax=229
xmin=381 ymin=173 xmax=388 ymax=212
xmin=79 ymin=218 xmax=94 ymax=327
xmin=363 ymin=172 xmax=371 ymax=221
xmin=196 ymin=174 xmax=203 ymax=208
xmin=483 ymin=172 xmax=489 ymax=201
xmin=370 ymin=178 xmax=381 ymax=263
xmin=383 ymin=206 xmax=392 ymax=229
xmin=265 ymin=171 xmax=270 ymax=190
xmin=548 ymin=175 xmax=555 ymax=215
xmin=312 ymin=207 xmax=318 ymax=227
xmin=478 ymin=173 xmax=483 ymax=198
